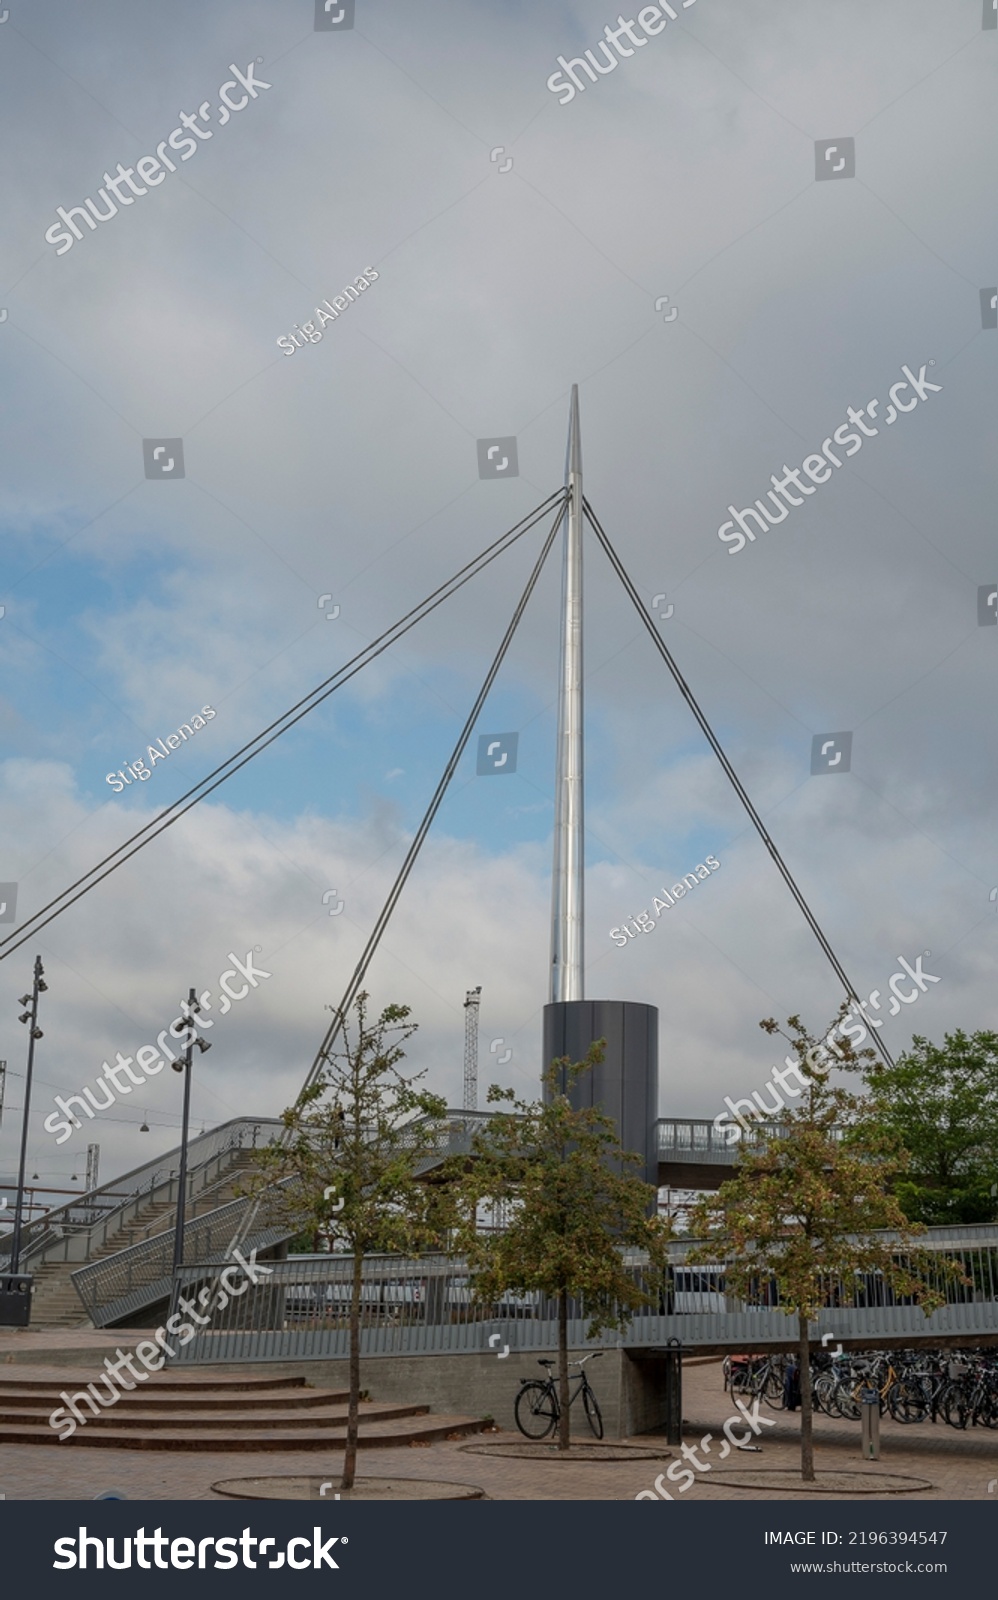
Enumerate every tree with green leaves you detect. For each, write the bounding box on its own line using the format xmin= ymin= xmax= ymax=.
xmin=254 ymin=993 xmax=449 ymax=1489
xmin=449 ymin=1043 xmax=671 ymax=1450
xmin=689 ymin=1011 xmax=964 ymax=1482
xmin=853 ymin=1030 xmax=998 ymax=1224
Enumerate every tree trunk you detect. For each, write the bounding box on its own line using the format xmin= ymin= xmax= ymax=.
xmin=557 ymin=1288 xmax=571 ymax=1451
xmin=798 ymin=1312 xmax=814 ymax=1482
xmin=341 ymin=1248 xmax=363 ymax=1490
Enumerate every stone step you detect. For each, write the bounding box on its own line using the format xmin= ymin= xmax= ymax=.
xmin=0 ymin=1369 xmax=314 ymax=1395
xmin=0 ymin=1385 xmax=349 ymax=1413
xmin=0 ymin=1412 xmax=486 ymax=1451
xmin=0 ymin=1400 xmax=428 ymax=1432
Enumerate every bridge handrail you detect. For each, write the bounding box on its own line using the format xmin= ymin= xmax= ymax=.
xmin=70 ymin=1175 xmax=298 ymax=1324
xmin=0 ymin=1116 xmax=283 ymax=1273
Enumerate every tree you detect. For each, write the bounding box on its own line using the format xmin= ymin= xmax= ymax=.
xmin=254 ymin=994 xmax=449 ymax=1489
xmin=855 ymin=1030 xmax=998 ymax=1224
xmin=449 ymin=1044 xmax=671 ymax=1450
xmin=688 ymin=1011 xmax=964 ymax=1482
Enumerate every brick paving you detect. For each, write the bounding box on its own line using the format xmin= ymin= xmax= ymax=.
xmin=0 ymin=1360 xmax=994 ymax=1500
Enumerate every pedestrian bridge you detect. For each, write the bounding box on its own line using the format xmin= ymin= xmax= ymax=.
xmin=166 ymin=1223 xmax=998 ymax=1365
xmin=410 ymin=1112 xmax=776 ymax=1190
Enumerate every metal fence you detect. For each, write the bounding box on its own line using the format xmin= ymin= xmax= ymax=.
xmin=167 ymin=1224 xmax=998 ymax=1364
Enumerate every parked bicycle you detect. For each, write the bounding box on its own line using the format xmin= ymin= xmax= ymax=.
xmin=724 ymin=1352 xmax=789 ymax=1410
xmin=749 ymin=1345 xmax=998 ymax=1431
xmin=515 ymin=1352 xmax=604 ymax=1440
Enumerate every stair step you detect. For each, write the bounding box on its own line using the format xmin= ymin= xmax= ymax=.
xmin=0 ymin=1413 xmax=486 ymax=1451
xmin=0 ymin=1370 xmax=315 ymax=1395
xmin=0 ymin=1387 xmax=348 ymax=1413
xmin=0 ymin=1401 xmax=428 ymax=1432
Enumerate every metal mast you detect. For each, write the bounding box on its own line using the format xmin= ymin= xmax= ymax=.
xmin=550 ymin=385 xmax=585 ymax=1003
xmin=463 ymin=987 xmax=481 ymax=1110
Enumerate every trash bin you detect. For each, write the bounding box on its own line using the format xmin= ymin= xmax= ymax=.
xmin=0 ymin=1273 xmax=33 ymax=1328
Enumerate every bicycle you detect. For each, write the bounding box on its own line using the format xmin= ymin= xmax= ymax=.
xmin=514 ymin=1352 xmax=604 ymax=1440
xmin=726 ymin=1353 xmax=787 ymax=1411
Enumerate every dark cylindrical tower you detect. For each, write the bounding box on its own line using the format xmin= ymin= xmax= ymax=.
xmin=543 ymin=999 xmax=658 ymax=1186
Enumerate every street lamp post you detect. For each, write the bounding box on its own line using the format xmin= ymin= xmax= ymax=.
xmin=171 ymin=988 xmax=210 ymax=1273
xmin=10 ymin=955 xmax=47 ymax=1274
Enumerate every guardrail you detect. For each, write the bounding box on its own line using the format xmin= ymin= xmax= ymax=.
xmin=167 ymin=1224 xmax=998 ymax=1363
xmin=0 ymin=1117 xmax=282 ymax=1274
xmin=70 ymin=1177 xmax=297 ymax=1328
xmin=655 ymin=1118 xmax=847 ymax=1165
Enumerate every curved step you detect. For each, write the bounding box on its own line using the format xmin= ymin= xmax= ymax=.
xmin=0 ymin=1400 xmax=428 ymax=1432
xmin=0 ymin=1412 xmax=486 ymax=1451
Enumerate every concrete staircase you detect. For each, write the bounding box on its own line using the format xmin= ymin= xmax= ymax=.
xmin=0 ymin=1368 xmax=487 ymax=1452
xmin=28 ymin=1154 xmax=261 ymax=1330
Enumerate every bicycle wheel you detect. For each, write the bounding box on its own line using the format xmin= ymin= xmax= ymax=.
xmin=834 ymin=1384 xmax=862 ymax=1422
xmin=515 ymin=1381 xmax=557 ymax=1440
xmin=940 ymin=1381 xmax=969 ymax=1430
xmin=763 ymin=1367 xmax=786 ymax=1411
xmin=813 ymin=1372 xmax=838 ymax=1417
xmin=888 ymin=1378 xmax=929 ymax=1425
xmin=582 ymin=1382 xmax=604 ymax=1440
xmin=979 ymin=1379 xmax=998 ymax=1429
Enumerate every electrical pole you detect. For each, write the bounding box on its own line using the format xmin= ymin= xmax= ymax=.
xmin=85 ymin=1142 xmax=100 ymax=1194
xmin=10 ymin=956 xmax=46 ymax=1274
xmin=0 ymin=1060 xmax=7 ymax=1129
xmin=463 ymin=987 xmax=481 ymax=1111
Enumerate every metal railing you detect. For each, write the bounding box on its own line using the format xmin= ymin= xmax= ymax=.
xmin=656 ymin=1117 xmax=846 ymax=1164
xmin=167 ymin=1224 xmax=998 ymax=1364
xmin=71 ymin=1176 xmax=297 ymax=1328
xmin=0 ymin=1117 xmax=282 ymax=1274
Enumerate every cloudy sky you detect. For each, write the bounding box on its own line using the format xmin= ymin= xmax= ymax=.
xmin=0 ymin=0 xmax=995 ymax=1196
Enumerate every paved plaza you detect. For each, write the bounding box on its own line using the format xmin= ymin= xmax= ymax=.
xmin=1 ymin=1340 xmax=994 ymax=1501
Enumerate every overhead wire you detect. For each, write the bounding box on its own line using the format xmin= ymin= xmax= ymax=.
xmin=221 ymin=494 xmax=567 ymax=1258
xmin=583 ymin=495 xmax=895 ymax=1071
xmin=0 ymin=489 xmax=567 ymax=961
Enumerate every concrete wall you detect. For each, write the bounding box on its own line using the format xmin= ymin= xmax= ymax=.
xmin=1 ymin=1337 xmax=717 ymax=1441
xmin=180 ymin=1349 xmax=659 ymax=1440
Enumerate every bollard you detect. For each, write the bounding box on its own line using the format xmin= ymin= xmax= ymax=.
xmin=860 ymin=1386 xmax=881 ymax=1460
xmin=664 ymin=1338 xmax=683 ymax=1447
